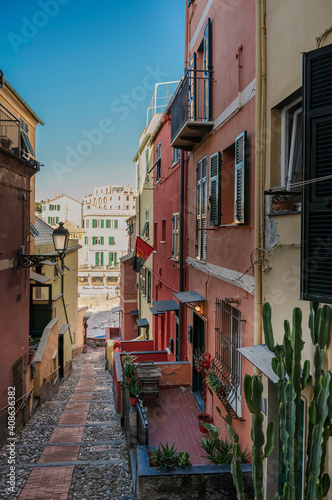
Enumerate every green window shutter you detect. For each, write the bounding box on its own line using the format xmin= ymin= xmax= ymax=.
xmin=101 ymin=220 xmax=104 ymax=228
xmin=92 ymin=237 xmax=96 ymax=245
xmin=56 ymin=217 xmax=59 ymax=224
xmin=106 ymin=220 xmax=110 ymax=228
xmin=209 ymin=152 xmax=221 ymax=225
xmin=301 ymin=44 xmax=332 ymax=302
xmin=95 ymin=252 xmax=99 ymax=266
xmin=109 ymin=236 xmax=114 ymax=245
xmin=101 ymin=237 xmax=104 ymax=245
xmin=57 ymin=205 xmax=60 ymax=211
xmin=92 ymin=219 xmax=96 ymax=228
xmin=203 ymin=18 xmax=212 ymax=120
xmin=109 ymin=252 xmax=113 ymax=265
xmin=114 ymin=252 xmax=117 ymax=265
xmin=48 ymin=217 xmax=50 ymax=223
xmin=114 ymin=220 xmax=118 ymax=229
xmin=100 ymin=252 xmax=104 ymax=265
xmin=234 ymin=131 xmax=246 ymax=224
xmin=188 ymin=53 xmax=197 ymax=120
xmin=85 ymin=237 xmax=88 ymax=244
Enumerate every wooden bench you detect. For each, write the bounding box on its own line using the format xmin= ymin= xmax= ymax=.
xmin=136 ymin=362 xmax=161 ymax=397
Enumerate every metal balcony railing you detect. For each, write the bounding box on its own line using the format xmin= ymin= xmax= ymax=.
xmin=170 ymin=68 xmax=213 ymax=144
xmin=0 ymin=103 xmax=40 ymax=170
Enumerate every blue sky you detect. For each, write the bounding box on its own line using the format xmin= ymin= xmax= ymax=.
xmin=0 ymin=0 xmax=185 ymax=201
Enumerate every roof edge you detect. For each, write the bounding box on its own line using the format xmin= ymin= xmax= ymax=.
xmin=4 ymin=80 xmax=44 ymax=126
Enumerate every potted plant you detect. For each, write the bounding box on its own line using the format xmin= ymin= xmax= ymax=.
xmin=125 ymin=379 xmax=142 ymax=405
xmin=122 ymin=352 xmax=137 ymax=380
xmin=270 ymin=189 xmax=295 ymax=212
xmin=194 ymin=349 xmax=212 ymax=432
xmin=205 ymin=370 xmax=230 ymax=399
xmin=151 ymin=442 xmax=192 ymax=468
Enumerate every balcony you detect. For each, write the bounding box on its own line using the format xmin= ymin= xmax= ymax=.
xmin=170 ymin=69 xmax=214 ymax=151
xmin=0 ymin=103 xmax=40 ymax=171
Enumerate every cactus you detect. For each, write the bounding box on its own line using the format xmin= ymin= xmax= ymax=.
xmin=262 ymin=301 xmax=332 ymax=500
xmin=244 ymin=373 xmax=275 ymax=500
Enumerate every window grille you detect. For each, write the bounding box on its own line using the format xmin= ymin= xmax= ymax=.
xmin=213 ymin=299 xmax=243 ymax=419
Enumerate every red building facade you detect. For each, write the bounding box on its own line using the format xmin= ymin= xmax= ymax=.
xmin=150 ymin=114 xmax=181 ymax=359
xmin=168 ymin=0 xmax=256 ymax=449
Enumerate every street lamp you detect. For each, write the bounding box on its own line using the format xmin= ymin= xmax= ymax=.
xmin=52 ymin=222 xmax=70 ymax=258
xmin=18 ymin=221 xmax=70 ymax=267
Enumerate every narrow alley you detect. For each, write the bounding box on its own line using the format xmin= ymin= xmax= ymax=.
xmin=0 ymin=348 xmax=132 ymax=500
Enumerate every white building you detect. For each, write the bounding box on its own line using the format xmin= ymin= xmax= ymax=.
xmin=79 ymin=184 xmax=137 ymax=294
xmin=41 ymin=194 xmax=82 ymax=227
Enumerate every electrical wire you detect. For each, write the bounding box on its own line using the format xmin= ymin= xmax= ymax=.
xmin=205 ymin=226 xmax=237 ymax=240
xmin=269 ymin=173 xmax=332 ymax=192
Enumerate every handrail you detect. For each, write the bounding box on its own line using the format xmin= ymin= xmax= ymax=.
xmin=0 ymin=387 xmax=34 ymax=414
xmin=43 ymin=366 xmax=60 ymax=383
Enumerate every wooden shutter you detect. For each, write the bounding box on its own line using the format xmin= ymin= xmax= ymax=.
xmin=109 ymin=236 xmax=114 ymax=245
xmin=95 ymin=252 xmax=99 ymax=266
xmin=234 ymin=131 xmax=246 ymax=224
xmin=92 ymin=237 xmax=96 ymax=245
xmin=114 ymin=252 xmax=117 ymax=265
xmin=101 ymin=220 xmax=104 ymax=228
xmin=101 ymin=237 xmax=104 ymax=245
xmin=197 ymin=157 xmax=207 ymax=259
xmin=100 ymin=252 xmax=104 ymax=266
xmin=56 ymin=217 xmax=59 ymax=224
xmin=106 ymin=220 xmax=110 ymax=228
xmin=109 ymin=252 xmax=113 ymax=265
xmin=209 ymin=152 xmax=221 ymax=225
xmin=301 ymin=44 xmax=332 ymax=302
xmin=203 ymin=18 xmax=212 ymax=121
xmin=92 ymin=219 xmax=96 ymax=228
xmin=57 ymin=205 xmax=60 ymax=211
xmin=114 ymin=220 xmax=118 ymax=228
xmin=188 ymin=53 xmax=197 ymax=120
xmin=85 ymin=237 xmax=88 ymax=244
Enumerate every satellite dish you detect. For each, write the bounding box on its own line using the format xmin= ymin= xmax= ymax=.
xmin=0 ymin=70 xmax=5 ymax=89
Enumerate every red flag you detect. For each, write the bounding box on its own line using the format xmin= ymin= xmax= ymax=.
xmin=131 ymin=237 xmax=154 ymax=273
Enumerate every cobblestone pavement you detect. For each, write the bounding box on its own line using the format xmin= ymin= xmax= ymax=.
xmin=0 ymin=348 xmax=132 ymax=500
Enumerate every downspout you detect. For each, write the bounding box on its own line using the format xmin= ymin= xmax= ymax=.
xmin=178 ymin=149 xmax=185 ymax=361
xmin=254 ymin=0 xmax=266 ymax=348
xmin=138 ymin=165 xmax=142 ymax=322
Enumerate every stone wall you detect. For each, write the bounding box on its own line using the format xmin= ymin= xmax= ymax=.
xmin=136 ymin=446 xmax=254 ymax=500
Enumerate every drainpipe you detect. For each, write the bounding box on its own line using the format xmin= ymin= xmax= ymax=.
xmin=254 ymin=0 xmax=265 ymax=348
xmin=178 ymin=149 xmax=185 ymax=361
xmin=138 ymin=165 xmax=142 ymax=322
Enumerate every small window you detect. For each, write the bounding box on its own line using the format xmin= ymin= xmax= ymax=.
xmin=172 ymin=148 xmax=180 ymax=165
xmin=172 ymin=214 xmax=179 ymax=259
xmin=156 ymin=142 xmax=161 ymax=180
xmin=161 ymin=219 xmax=166 ymax=242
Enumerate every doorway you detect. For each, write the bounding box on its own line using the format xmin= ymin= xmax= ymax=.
xmin=192 ymin=312 xmax=206 ymax=408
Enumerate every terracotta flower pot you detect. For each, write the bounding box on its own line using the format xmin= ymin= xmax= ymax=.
xmin=130 ymin=396 xmax=137 ymax=406
xmin=198 ymin=413 xmax=212 ymax=433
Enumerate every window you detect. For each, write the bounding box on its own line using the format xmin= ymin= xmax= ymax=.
xmin=109 ymin=236 xmax=115 ymax=245
xmin=145 ymin=268 xmax=151 ymax=303
xmin=92 ymin=236 xmax=104 ymax=245
xmin=196 ymin=156 xmax=207 ymax=260
xmin=57 ymin=205 xmax=60 ymax=211
xmin=203 ymin=18 xmax=212 ymax=121
xmin=172 ymin=148 xmax=180 ymax=165
xmin=92 ymin=276 xmax=104 ymax=284
xmin=85 ymin=236 xmax=88 ymax=244
xmin=301 ymin=44 xmax=332 ymax=303
xmin=95 ymin=252 xmax=104 ymax=266
xmin=281 ymin=98 xmax=303 ymax=190
xmin=86 ymin=220 xmax=89 ymax=228
xmin=188 ymin=53 xmax=196 ymax=120
xmin=142 ymin=209 xmax=149 ymax=238
xmin=114 ymin=220 xmax=118 ymax=228
xmin=126 ymin=196 xmax=130 ymax=201
xmin=107 ymin=276 xmax=118 ymax=284
xmin=146 ymin=148 xmax=150 ymax=175
xmin=20 ymin=119 xmax=35 ymax=156
xmin=126 ymin=205 xmax=129 ymax=209
xmin=161 ymin=219 xmax=166 ymax=242
xmin=140 ymin=267 xmax=146 ymax=296
xmin=172 ymin=213 xmax=179 ymax=259
xmin=209 ymin=152 xmax=221 ymax=226
xmin=234 ymin=131 xmax=246 ymax=224
xmin=78 ymin=276 xmax=88 ymax=284
xmin=156 ymin=142 xmax=161 ymax=180
xmin=47 ymin=217 xmax=59 ymax=225
xmin=214 ymin=299 xmax=242 ymax=416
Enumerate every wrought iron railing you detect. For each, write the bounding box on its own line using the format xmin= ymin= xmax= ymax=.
xmin=137 ymin=396 xmax=149 ymax=445
xmin=0 ymin=103 xmax=40 ymax=170
xmin=170 ymin=68 xmax=213 ymax=143
xmin=213 ymin=299 xmax=244 ymax=420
